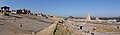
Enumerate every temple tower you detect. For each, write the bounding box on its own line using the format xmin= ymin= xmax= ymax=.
xmin=86 ymin=13 xmax=91 ymax=20
xmin=95 ymin=16 xmax=100 ymax=21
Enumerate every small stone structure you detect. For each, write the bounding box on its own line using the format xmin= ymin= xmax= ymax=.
xmin=0 ymin=6 xmax=31 ymax=16
xmin=0 ymin=6 xmax=11 ymax=16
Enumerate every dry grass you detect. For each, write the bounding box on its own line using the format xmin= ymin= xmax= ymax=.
xmin=96 ymin=26 xmax=120 ymax=33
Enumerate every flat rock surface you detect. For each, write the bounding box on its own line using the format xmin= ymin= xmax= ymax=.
xmin=0 ymin=15 xmax=52 ymax=35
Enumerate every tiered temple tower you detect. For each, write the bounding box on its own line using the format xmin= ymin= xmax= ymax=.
xmin=86 ymin=13 xmax=91 ymax=20
xmin=95 ymin=16 xmax=100 ymax=21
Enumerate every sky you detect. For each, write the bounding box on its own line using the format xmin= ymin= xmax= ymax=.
xmin=0 ymin=0 xmax=120 ymax=17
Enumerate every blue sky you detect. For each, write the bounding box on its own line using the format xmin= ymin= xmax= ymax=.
xmin=0 ymin=0 xmax=120 ymax=17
